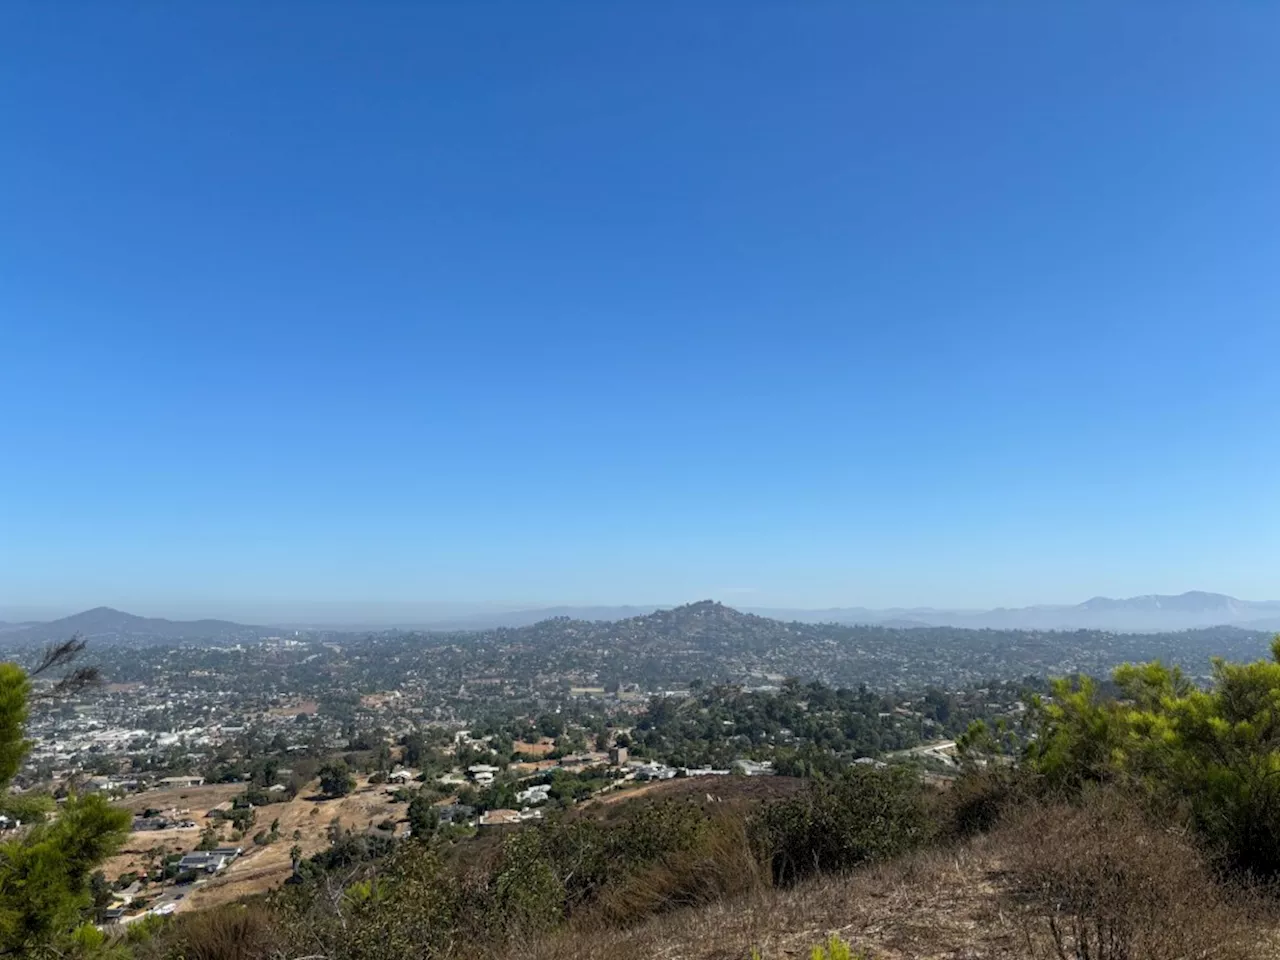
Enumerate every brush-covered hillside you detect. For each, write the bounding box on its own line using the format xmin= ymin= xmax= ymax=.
xmin=11 ymin=637 xmax=1280 ymax=959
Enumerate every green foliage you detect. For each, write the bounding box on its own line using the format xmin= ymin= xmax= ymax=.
xmin=302 ymin=829 xmax=394 ymax=875
xmin=491 ymin=829 xmax=566 ymax=935
xmin=67 ymin=921 xmax=131 ymax=958
xmin=121 ymin=911 xmax=169 ymax=944
xmin=1026 ymin=636 xmax=1280 ymax=875
xmin=236 ymin=798 xmax=769 ymax=959
xmin=211 ymin=805 xmax=255 ymax=832
xmin=407 ymin=793 xmax=439 ymax=838
xmin=0 ymin=664 xmax=31 ymax=787
xmin=0 ymin=790 xmax=55 ymax=825
xmin=810 ymin=935 xmax=866 ymax=960
xmin=750 ymin=935 xmax=869 ymax=960
xmin=0 ymin=650 xmax=131 ymax=956
xmin=759 ymin=766 xmax=931 ymax=885
xmin=318 ymin=760 xmax=356 ymax=798
xmin=633 ymin=680 xmax=930 ymax=770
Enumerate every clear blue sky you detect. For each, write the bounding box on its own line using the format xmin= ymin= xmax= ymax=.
xmin=3 ymin=5 xmax=1279 ymax=620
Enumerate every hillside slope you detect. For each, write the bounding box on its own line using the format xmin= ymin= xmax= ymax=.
xmin=500 ymin=820 xmax=1272 ymax=960
xmin=515 ymin=842 xmax=1016 ymax=960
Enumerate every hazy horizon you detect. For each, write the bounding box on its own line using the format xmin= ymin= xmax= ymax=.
xmin=6 ymin=587 xmax=1280 ymax=627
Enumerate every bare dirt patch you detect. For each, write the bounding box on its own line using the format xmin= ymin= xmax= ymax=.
xmin=106 ymin=777 xmax=408 ymax=911
xmin=595 ymin=775 xmax=804 ymax=809
xmin=182 ymin=778 xmax=407 ymax=911
xmin=105 ymin=783 xmax=246 ymax=882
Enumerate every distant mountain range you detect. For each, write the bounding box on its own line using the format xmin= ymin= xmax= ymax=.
xmin=0 ymin=607 xmax=270 ymax=646
xmin=407 ymin=593 xmax=1280 ymax=640
xmin=1 ymin=592 xmax=1278 ymax=645
xmin=417 ymin=591 xmax=1280 ymax=633
xmin=758 ymin=591 xmax=1280 ymax=632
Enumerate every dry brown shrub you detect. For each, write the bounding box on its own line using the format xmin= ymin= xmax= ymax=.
xmin=136 ymin=903 xmax=282 ymax=960
xmin=1001 ymin=791 xmax=1265 ymax=960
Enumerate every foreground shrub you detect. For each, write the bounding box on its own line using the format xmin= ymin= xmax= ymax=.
xmin=1027 ymin=637 xmax=1280 ymax=876
xmin=933 ymin=763 xmax=1032 ymax=839
xmin=593 ymin=810 xmax=765 ymax=925
xmin=131 ymin=904 xmax=281 ymax=960
xmin=265 ymin=845 xmax=466 ymax=960
xmin=1001 ymin=792 xmax=1263 ymax=960
xmin=758 ymin=766 xmax=930 ymax=886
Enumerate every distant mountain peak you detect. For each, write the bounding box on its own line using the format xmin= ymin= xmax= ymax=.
xmin=0 ymin=607 xmax=264 ymax=646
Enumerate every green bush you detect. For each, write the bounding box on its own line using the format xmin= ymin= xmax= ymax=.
xmin=758 ymin=766 xmax=931 ymax=885
xmin=1026 ymin=636 xmax=1280 ymax=876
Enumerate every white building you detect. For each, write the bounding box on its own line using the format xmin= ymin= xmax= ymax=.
xmin=516 ymin=784 xmax=551 ymax=806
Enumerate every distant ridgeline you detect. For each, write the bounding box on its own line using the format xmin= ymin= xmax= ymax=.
xmin=17 ymin=601 xmax=1274 ymax=694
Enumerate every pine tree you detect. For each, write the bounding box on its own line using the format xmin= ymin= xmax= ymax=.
xmin=0 ymin=640 xmax=131 ymax=955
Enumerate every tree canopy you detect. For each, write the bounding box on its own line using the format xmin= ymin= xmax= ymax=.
xmin=318 ymin=760 xmax=356 ymax=798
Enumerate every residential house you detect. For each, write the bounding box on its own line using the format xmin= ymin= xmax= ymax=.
xmin=515 ymin=784 xmax=551 ymax=806
xmin=478 ymin=809 xmax=522 ymax=829
xmin=178 ymin=852 xmax=228 ymax=873
xmin=434 ymin=803 xmax=475 ymax=824
xmin=633 ymin=761 xmax=677 ymax=781
xmin=158 ymin=776 xmax=205 ymax=788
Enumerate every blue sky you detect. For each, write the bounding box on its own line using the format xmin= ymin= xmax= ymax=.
xmin=3 ymin=5 xmax=1279 ymax=619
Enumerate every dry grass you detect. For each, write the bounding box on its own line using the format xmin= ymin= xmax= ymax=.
xmin=998 ymin=794 xmax=1269 ymax=960
xmin=107 ymin=776 xmax=411 ymax=911
xmin=103 ymin=783 xmax=246 ymax=883
xmin=132 ymin=783 xmax=1280 ymax=960
xmin=595 ymin=774 xmax=806 ymax=809
xmin=490 ymin=843 xmax=1018 ymax=960
xmin=183 ymin=778 xmax=408 ymax=910
xmin=485 ymin=800 xmax=1278 ymax=960
xmin=590 ymin=812 xmax=766 ymax=928
xmin=130 ymin=903 xmax=282 ymax=960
